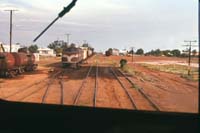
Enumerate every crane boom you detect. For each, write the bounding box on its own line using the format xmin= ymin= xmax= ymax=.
xmin=33 ymin=0 xmax=77 ymax=42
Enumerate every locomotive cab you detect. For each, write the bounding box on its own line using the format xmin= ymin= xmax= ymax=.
xmin=62 ymin=46 xmax=83 ymax=68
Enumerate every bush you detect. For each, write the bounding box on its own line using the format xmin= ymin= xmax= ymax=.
xmin=120 ymin=59 xmax=127 ymax=68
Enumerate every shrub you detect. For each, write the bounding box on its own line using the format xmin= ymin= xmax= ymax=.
xmin=120 ymin=59 xmax=127 ymax=68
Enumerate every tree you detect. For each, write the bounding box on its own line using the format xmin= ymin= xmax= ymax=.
xmin=192 ymin=49 xmax=197 ymax=56
xmin=162 ymin=50 xmax=171 ymax=57
xmin=170 ymin=49 xmax=181 ymax=57
xmin=135 ymin=48 xmax=144 ymax=55
xmin=28 ymin=45 xmax=38 ymax=53
xmin=128 ymin=49 xmax=134 ymax=54
xmin=154 ymin=49 xmax=162 ymax=56
xmin=48 ymin=40 xmax=68 ymax=51
xmin=55 ymin=48 xmax=63 ymax=54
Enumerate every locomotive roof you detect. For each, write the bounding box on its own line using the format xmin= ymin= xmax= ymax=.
xmin=63 ymin=47 xmax=82 ymax=52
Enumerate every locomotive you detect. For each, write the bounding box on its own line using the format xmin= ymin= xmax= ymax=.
xmin=0 ymin=48 xmax=37 ymax=77
xmin=62 ymin=45 xmax=93 ymax=68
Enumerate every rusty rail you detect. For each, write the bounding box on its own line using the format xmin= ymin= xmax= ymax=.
xmin=59 ymin=71 xmax=65 ymax=105
xmin=41 ymin=70 xmax=63 ymax=104
xmin=110 ymin=67 xmax=137 ymax=109
xmin=3 ymin=70 xmax=62 ymax=100
xmin=93 ymin=63 xmax=98 ymax=107
xmin=117 ymin=69 xmax=161 ymax=111
xmin=73 ymin=65 xmax=93 ymax=105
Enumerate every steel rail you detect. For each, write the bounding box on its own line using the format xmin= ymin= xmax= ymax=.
xmin=18 ymin=82 xmax=48 ymax=101
xmin=110 ymin=67 xmax=137 ymax=109
xmin=3 ymin=73 xmax=57 ymax=99
xmin=4 ymin=79 xmax=46 ymax=99
xmin=19 ymin=70 xmax=66 ymax=104
xmin=41 ymin=70 xmax=63 ymax=103
xmin=93 ymin=63 xmax=98 ymax=107
xmin=117 ymin=69 xmax=161 ymax=111
xmin=73 ymin=65 xmax=93 ymax=105
xmin=59 ymin=71 xmax=65 ymax=105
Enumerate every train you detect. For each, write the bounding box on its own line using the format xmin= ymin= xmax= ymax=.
xmin=0 ymin=48 xmax=38 ymax=77
xmin=62 ymin=45 xmax=94 ymax=68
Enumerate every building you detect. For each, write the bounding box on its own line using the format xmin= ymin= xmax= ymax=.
xmin=119 ymin=49 xmax=128 ymax=56
xmin=2 ymin=43 xmax=21 ymax=52
xmin=112 ymin=48 xmax=120 ymax=56
xmin=38 ymin=48 xmax=56 ymax=57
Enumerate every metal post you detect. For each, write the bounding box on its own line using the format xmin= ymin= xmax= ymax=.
xmin=83 ymin=40 xmax=87 ymax=44
xmin=10 ymin=10 xmax=12 ymax=53
xmin=5 ymin=10 xmax=18 ymax=53
xmin=183 ymin=40 xmax=197 ymax=76
xmin=188 ymin=43 xmax=192 ymax=75
xmin=130 ymin=47 xmax=134 ymax=63
xmin=132 ymin=47 xmax=133 ymax=62
xmin=65 ymin=34 xmax=71 ymax=45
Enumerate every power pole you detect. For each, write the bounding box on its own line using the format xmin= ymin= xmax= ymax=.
xmin=183 ymin=40 xmax=197 ymax=75
xmin=65 ymin=33 xmax=71 ymax=45
xmin=4 ymin=10 xmax=18 ymax=53
xmin=83 ymin=40 xmax=87 ymax=44
xmin=130 ymin=47 xmax=134 ymax=62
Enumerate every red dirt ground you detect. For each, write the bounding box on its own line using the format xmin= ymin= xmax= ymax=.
xmin=0 ymin=55 xmax=198 ymax=113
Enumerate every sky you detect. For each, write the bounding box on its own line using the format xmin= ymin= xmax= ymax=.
xmin=0 ymin=0 xmax=198 ymax=52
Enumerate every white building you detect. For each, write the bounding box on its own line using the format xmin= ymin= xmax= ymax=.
xmin=112 ymin=48 xmax=120 ymax=56
xmin=2 ymin=44 xmax=21 ymax=52
xmin=38 ymin=48 xmax=56 ymax=57
xmin=119 ymin=49 xmax=128 ymax=56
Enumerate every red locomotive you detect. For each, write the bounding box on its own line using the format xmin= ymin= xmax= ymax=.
xmin=0 ymin=48 xmax=37 ymax=77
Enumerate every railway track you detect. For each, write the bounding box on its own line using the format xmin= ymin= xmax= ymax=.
xmin=59 ymin=72 xmax=65 ymax=105
xmin=73 ymin=63 xmax=99 ymax=107
xmin=41 ymin=70 xmax=66 ymax=104
xmin=93 ymin=62 xmax=98 ymax=107
xmin=110 ymin=67 xmax=161 ymax=111
xmin=3 ymin=70 xmax=62 ymax=100
xmin=110 ymin=67 xmax=137 ymax=109
xmin=3 ymin=69 xmax=69 ymax=105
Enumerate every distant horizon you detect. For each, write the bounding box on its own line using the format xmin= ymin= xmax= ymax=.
xmin=1 ymin=42 xmax=199 ymax=53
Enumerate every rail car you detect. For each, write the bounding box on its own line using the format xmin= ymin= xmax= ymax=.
xmin=0 ymin=48 xmax=38 ymax=77
xmin=62 ymin=46 xmax=93 ymax=68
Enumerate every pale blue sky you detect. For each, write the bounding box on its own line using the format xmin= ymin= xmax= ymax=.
xmin=0 ymin=0 xmax=198 ymax=52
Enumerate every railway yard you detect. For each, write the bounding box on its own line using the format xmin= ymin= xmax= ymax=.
xmin=0 ymin=54 xmax=198 ymax=113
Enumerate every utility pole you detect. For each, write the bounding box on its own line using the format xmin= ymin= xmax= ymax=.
xmin=183 ymin=40 xmax=197 ymax=75
xmin=130 ymin=47 xmax=134 ymax=62
xmin=65 ymin=33 xmax=71 ymax=45
xmin=4 ymin=9 xmax=18 ymax=53
xmin=83 ymin=40 xmax=87 ymax=44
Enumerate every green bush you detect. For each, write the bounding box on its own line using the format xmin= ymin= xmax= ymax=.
xmin=120 ymin=59 xmax=127 ymax=68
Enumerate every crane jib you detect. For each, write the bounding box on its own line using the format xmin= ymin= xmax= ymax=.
xmin=33 ymin=0 xmax=78 ymax=42
xmin=59 ymin=0 xmax=77 ymax=18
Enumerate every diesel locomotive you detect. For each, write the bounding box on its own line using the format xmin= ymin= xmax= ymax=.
xmin=62 ymin=45 xmax=93 ymax=68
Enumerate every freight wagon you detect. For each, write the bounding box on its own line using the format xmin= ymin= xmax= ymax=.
xmin=0 ymin=48 xmax=38 ymax=77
